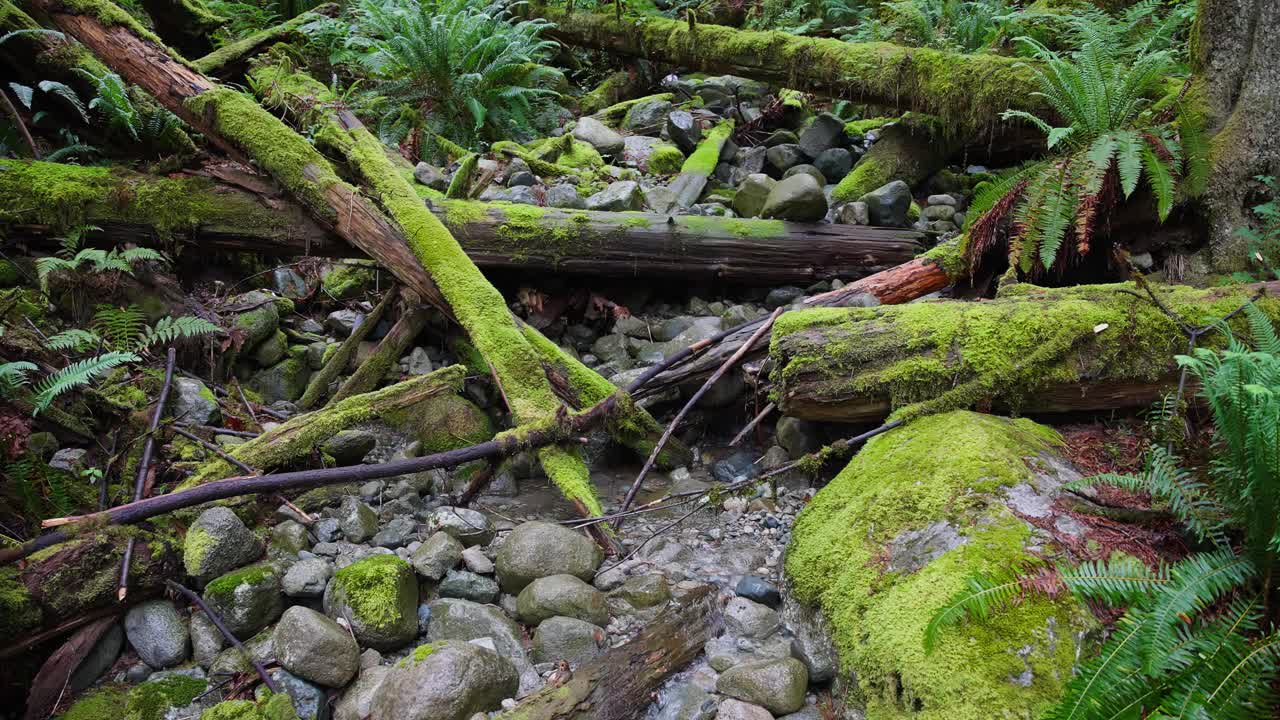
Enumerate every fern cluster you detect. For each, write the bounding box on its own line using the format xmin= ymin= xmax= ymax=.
xmin=88 ymin=304 xmax=221 ymax=353
xmin=35 ymin=228 xmax=168 ymax=292
xmin=926 ymin=303 xmax=1280 ymax=719
xmin=964 ymin=18 xmax=1208 ymax=276
xmin=304 ymin=0 xmax=563 ymax=148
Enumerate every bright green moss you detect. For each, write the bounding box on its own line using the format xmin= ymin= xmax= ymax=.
xmin=446 ymin=153 xmax=479 ymax=199
xmin=678 ymin=216 xmax=787 ymax=239
xmin=180 ymin=367 xmax=467 ymax=488
xmin=382 ymin=391 xmax=494 ymax=452
xmin=0 ymin=568 xmax=41 ymax=638
xmin=843 ymin=116 xmax=895 ymax=135
xmin=183 ymin=525 xmax=213 ymax=575
xmin=554 ymin=136 xmax=604 ymax=171
xmin=919 ymin=237 xmax=966 ymax=280
xmin=907 ymin=201 xmax=921 ymax=222
xmin=598 ymin=92 xmax=674 ymax=127
xmin=397 ymin=642 xmax=439 ymax=667
xmin=679 ymin=121 xmax=733 ymax=177
xmin=647 ymin=144 xmax=684 ymax=174
xmin=0 ymin=160 xmax=291 ymax=237
xmin=321 ymin=261 xmax=376 ymax=300
xmin=779 ymin=88 xmax=806 ymax=110
xmin=332 ymin=554 xmax=413 ymax=630
xmin=831 ymin=156 xmax=891 ymax=203
xmin=786 ymin=412 xmax=1091 ymax=719
xmin=0 ymin=258 xmax=19 ymax=287
xmin=770 ymin=282 xmax=1280 ymax=422
xmin=126 ymin=676 xmax=208 ymax=720
xmin=62 ymin=686 xmax=129 ymax=720
xmin=191 ymin=9 xmax=320 ymax=75
xmin=200 ymin=694 xmax=298 ymax=720
xmin=204 ymin=564 xmax=274 ymax=604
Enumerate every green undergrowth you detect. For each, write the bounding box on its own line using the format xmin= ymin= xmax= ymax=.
xmin=124 ymin=675 xmax=208 ymax=720
xmin=0 ymin=567 xmax=41 ymax=638
xmin=785 ymin=411 xmax=1092 ymax=719
xmin=771 ymin=282 xmax=1280 ymax=421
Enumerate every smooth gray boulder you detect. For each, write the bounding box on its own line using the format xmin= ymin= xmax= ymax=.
xmin=424 ymin=506 xmax=494 ymax=547
xmin=201 ymin=564 xmax=284 ymax=638
xmin=260 ymin=667 xmax=329 ymax=720
xmin=275 ymin=606 xmax=360 ymax=687
xmin=322 ymin=430 xmax=377 ymax=466
xmin=495 ymin=521 xmax=603 ymax=592
xmin=334 ymin=665 xmax=391 ymax=720
xmin=411 ymin=531 xmax=464 ymax=581
xmin=732 ymin=173 xmax=776 ymax=219
xmin=724 ymin=597 xmax=781 ymax=639
xmin=813 ymin=147 xmax=853 ymax=182
xmin=338 ymin=496 xmax=379 ymax=543
xmin=798 ymin=112 xmax=845 ymax=158
xmin=250 ymin=358 xmax=310 ymax=404
xmin=761 ymin=174 xmax=828 ymax=222
xmin=858 ymin=179 xmax=912 ymax=227
xmin=368 ymin=641 xmax=518 ymax=720
xmin=776 ymin=416 xmax=820 ymax=459
xmin=424 ymin=598 xmax=524 ymax=663
xmin=532 ymin=616 xmax=604 ymax=665
xmin=70 ymin=624 xmax=123 ymax=690
xmin=169 ymin=377 xmax=219 ymax=426
xmin=835 ymin=201 xmax=870 ymax=225
xmin=413 ymin=162 xmax=447 ymax=190
xmin=573 ymin=116 xmax=625 ymax=156
xmin=716 ymin=657 xmax=809 ymax=716
xmin=622 ymin=97 xmax=673 ymax=133
xmin=717 ymin=699 xmax=773 ymax=720
xmin=190 ymin=611 xmax=224 ymax=668
xmin=438 ymin=569 xmax=498 ymax=604
xmin=585 ymin=181 xmax=644 ymax=212
xmin=782 ymin=163 xmax=827 ymax=188
xmin=665 ymin=110 xmax=703 ymax=153
xmin=765 ymin=144 xmax=806 ymax=175
xmin=546 ymin=184 xmax=585 ymax=209
xmin=122 ymin=597 xmax=188 ymax=666
xmin=283 ymin=558 xmax=333 ymax=598
xmin=516 ymin=574 xmax=609 ymax=626
xmin=184 ymin=506 xmax=264 ymax=580
xmin=323 ymin=555 xmax=419 ymax=651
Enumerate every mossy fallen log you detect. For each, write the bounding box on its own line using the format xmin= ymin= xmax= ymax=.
xmin=771 ymin=281 xmax=1280 ymax=423
xmin=1 ymin=160 xmax=924 ymax=283
xmin=785 ymin=411 xmax=1095 ymax=718
xmin=179 ymin=365 xmax=485 ymax=489
xmin=526 ymin=4 xmax=1049 ymax=133
xmin=330 ymin=304 xmax=432 ymax=403
xmin=297 ymin=284 xmax=398 ymax=409
xmin=190 ymin=4 xmax=338 ymax=78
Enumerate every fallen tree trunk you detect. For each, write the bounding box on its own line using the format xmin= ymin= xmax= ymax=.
xmin=330 ymin=303 xmax=432 ymax=403
xmin=0 ymin=159 xmax=923 ymax=283
xmin=495 ymin=586 xmax=718 ymax=720
xmin=526 ymin=4 xmax=1048 ymax=133
xmin=297 ymin=284 xmax=398 ymax=409
xmin=831 ymin=120 xmax=956 ymax=203
xmin=634 ymin=240 xmax=964 ymax=398
xmin=28 ymin=0 xmax=680 ymax=514
xmin=771 ymin=281 xmax=1280 ymax=423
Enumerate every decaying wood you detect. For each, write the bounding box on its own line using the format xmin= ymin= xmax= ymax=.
xmin=22 ymin=617 xmax=117 ymax=720
xmin=330 ymin=304 xmax=432 ymax=403
xmin=494 ymin=585 xmax=719 ymax=720
xmin=190 ymin=4 xmax=338 ymax=78
xmin=297 ymin=285 xmax=399 ymax=409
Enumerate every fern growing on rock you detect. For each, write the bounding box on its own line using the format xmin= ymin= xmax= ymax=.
xmin=964 ymin=19 xmax=1208 ymax=276
xmin=925 ymin=303 xmax=1280 ymax=719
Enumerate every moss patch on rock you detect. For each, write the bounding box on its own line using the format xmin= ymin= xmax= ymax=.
xmin=330 ymin=554 xmax=415 ymax=631
xmin=125 ymin=675 xmax=208 ymax=720
xmin=198 ymin=693 xmax=299 ymax=720
xmin=647 ymin=144 xmax=685 ymax=174
xmin=785 ymin=411 xmax=1092 ymax=719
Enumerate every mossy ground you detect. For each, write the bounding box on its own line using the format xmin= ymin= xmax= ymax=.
xmin=198 ymin=693 xmax=299 ymax=720
xmin=785 ymin=411 xmax=1092 ymax=719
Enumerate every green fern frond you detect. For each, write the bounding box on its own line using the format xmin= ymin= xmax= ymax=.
xmin=91 ymin=304 xmax=146 ymax=351
xmin=1139 ymin=550 xmax=1255 ymax=675
xmin=0 ymin=360 xmax=37 ymax=398
xmin=46 ymin=328 xmax=102 ymax=353
xmin=139 ymin=316 xmax=221 ymax=350
xmin=1059 ymin=554 xmax=1165 ymax=605
xmin=30 ymin=351 xmax=140 ymax=414
xmin=924 ymin=565 xmax=1048 ymax=653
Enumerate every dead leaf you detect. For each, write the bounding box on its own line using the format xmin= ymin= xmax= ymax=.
xmin=24 ymin=617 xmax=118 ymax=720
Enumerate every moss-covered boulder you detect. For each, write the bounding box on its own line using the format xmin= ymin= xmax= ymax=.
xmin=185 ymin=506 xmax=265 ymax=580
xmin=647 ymin=143 xmax=685 ymax=174
xmin=201 ymin=564 xmax=285 ymax=637
xmin=232 ymin=291 xmax=283 ymax=350
xmin=323 ymin=555 xmax=418 ymax=650
xmin=250 ymin=358 xmax=311 ymax=404
xmin=60 ymin=674 xmax=209 ymax=720
xmin=785 ymin=411 xmax=1095 ymax=719
xmin=198 ymin=693 xmax=300 ymax=720
xmin=320 ymin=261 xmax=377 ymax=300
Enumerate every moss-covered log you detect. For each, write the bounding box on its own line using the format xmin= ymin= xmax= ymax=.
xmin=526 ymin=4 xmax=1049 ymax=132
xmin=771 ymin=281 xmax=1280 ymax=423
xmin=138 ymin=0 xmax=224 ymax=56
xmin=1 ymin=160 xmax=924 ymax=283
xmin=179 ymin=365 xmax=485 ymax=488
xmin=786 ymin=411 xmax=1094 ymax=718
xmin=190 ymin=4 xmax=337 ymax=78
xmin=493 ymin=586 xmax=716 ymax=720
xmin=330 ymin=304 xmax=432 ymax=403
xmin=831 ymin=119 xmax=956 ymax=202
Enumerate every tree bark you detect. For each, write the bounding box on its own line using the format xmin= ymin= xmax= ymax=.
xmin=495 ymin=586 xmax=718 ymax=720
xmin=1193 ymin=0 xmax=1280 ymax=272
xmin=633 ymin=241 xmax=963 ymax=398
xmin=297 ymin=284 xmax=398 ymax=409
xmin=525 ymin=4 xmax=1049 ymax=132
xmin=771 ymin=280 xmax=1280 ymax=424
xmin=330 ymin=304 xmax=432 ymax=403
xmin=27 ymin=1 xmax=677 ymax=514
xmin=1 ymin=160 xmax=925 ymax=283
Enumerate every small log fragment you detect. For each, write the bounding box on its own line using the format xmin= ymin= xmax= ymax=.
xmin=119 ymin=348 xmax=176 ymax=601
xmin=190 ymin=4 xmax=338 ymax=78
xmin=297 ymin=285 xmax=398 ymax=409
xmin=329 ymin=304 xmax=432 ymax=403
